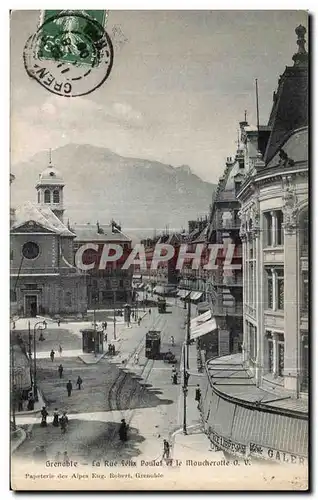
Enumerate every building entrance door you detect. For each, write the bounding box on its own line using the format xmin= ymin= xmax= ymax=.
xmin=25 ymin=295 xmax=38 ymax=317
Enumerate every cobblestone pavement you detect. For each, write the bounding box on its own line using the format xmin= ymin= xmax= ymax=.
xmin=14 ymin=303 xmax=191 ymax=463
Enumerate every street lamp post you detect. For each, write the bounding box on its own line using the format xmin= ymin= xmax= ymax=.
xmin=182 ymin=342 xmax=188 ymax=435
xmin=186 ymin=297 xmax=191 ymax=370
xmin=33 ymin=320 xmax=47 ymax=402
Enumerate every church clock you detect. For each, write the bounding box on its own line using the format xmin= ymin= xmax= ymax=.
xmin=22 ymin=241 xmax=40 ymax=260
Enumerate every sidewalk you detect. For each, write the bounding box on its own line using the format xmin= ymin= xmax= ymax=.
xmin=172 ymin=337 xmax=224 ymax=461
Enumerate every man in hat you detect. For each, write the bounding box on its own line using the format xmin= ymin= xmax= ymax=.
xmin=119 ymin=419 xmax=128 ymax=442
xmin=66 ymin=380 xmax=73 ymax=397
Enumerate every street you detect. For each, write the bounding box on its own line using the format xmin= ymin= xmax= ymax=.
xmin=13 ymin=302 xmax=200 ymax=464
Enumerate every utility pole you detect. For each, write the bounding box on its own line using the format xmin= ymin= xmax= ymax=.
xmin=113 ymin=290 xmax=116 ymax=340
xmin=28 ymin=321 xmax=33 ymax=387
xmin=186 ymin=298 xmax=191 ymax=370
xmin=93 ymin=301 xmax=97 ymax=357
xmin=33 ymin=327 xmax=38 ymax=401
xmin=182 ymin=343 xmax=188 ymax=435
xmin=10 ymin=344 xmax=16 ymax=431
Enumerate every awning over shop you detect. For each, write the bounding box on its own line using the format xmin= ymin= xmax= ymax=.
xmin=197 ymin=301 xmax=210 ymax=313
xmin=190 ymin=310 xmax=212 ymax=330
xmin=191 ymin=318 xmax=217 ymax=341
xmin=133 ymin=274 xmax=142 ymax=280
xmin=190 ymin=291 xmax=203 ymax=301
xmin=177 ymin=289 xmax=191 ymax=299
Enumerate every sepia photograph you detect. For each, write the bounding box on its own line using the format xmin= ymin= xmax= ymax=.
xmin=9 ymin=9 xmax=309 ymax=491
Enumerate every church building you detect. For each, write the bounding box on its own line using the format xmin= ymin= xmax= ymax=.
xmin=10 ymin=160 xmax=87 ymax=318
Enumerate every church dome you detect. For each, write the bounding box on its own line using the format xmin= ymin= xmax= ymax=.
xmin=36 ymin=166 xmax=64 ymax=186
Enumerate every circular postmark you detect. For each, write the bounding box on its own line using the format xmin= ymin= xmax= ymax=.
xmin=23 ymin=11 xmax=114 ymax=97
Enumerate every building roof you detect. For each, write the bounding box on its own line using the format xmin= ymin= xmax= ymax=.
xmin=73 ymin=223 xmax=131 ymax=242
xmin=11 ymin=201 xmax=74 ymax=237
xmin=35 ymin=165 xmax=64 ymax=187
xmin=264 ymin=25 xmax=308 ymax=164
xmin=266 ymin=126 xmax=308 ymax=169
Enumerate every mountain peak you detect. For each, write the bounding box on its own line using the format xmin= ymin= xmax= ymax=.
xmin=11 ymin=144 xmax=216 ymax=232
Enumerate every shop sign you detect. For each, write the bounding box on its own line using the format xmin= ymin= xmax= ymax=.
xmin=249 ymin=442 xmax=307 ymax=465
xmin=209 ymin=430 xmax=247 ymax=456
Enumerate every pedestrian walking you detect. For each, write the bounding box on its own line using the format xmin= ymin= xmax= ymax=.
xmin=40 ymin=406 xmax=48 ymax=427
xmin=149 ymin=308 xmax=151 ymax=315
xmin=55 ymin=451 xmax=61 ymax=461
xmin=63 ymin=451 xmax=70 ymax=462
xmin=27 ymin=393 xmax=35 ymax=411
xmin=39 ymin=332 xmax=45 ymax=341
xmin=58 ymin=364 xmax=63 ymax=378
xmin=76 ymin=376 xmax=83 ymax=390
xmin=50 ymin=349 xmax=55 ymax=362
xmin=52 ymin=408 xmax=59 ymax=427
xmin=57 ymin=319 xmax=61 ymax=327
xmin=162 ymin=439 xmax=170 ymax=460
xmin=195 ymin=384 xmax=201 ymax=408
xmin=119 ymin=419 xmax=128 ymax=442
xmin=58 ymin=345 xmax=63 ymax=357
xmin=138 ymin=318 xmax=141 ymax=326
xmin=60 ymin=412 xmax=68 ymax=434
xmin=66 ymin=380 xmax=73 ymax=397
xmin=184 ymin=371 xmax=190 ymax=386
xmin=170 ymin=335 xmax=175 ymax=347
xmin=171 ymin=365 xmax=177 ymax=375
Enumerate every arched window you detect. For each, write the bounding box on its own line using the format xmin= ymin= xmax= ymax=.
xmin=53 ymin=189 xmax=60 ymax=204
xmin=44 ymin=189 xmax=51 ymax=204
xmin=37 ymin=191 xmax=40 ymax=203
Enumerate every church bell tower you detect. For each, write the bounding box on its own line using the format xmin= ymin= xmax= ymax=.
xmin=36 ymin=150 xmax=65 ymax=222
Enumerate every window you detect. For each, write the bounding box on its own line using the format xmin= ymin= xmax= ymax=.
xmin=235 ymin=182 xmax=241 ymax=195
xmin=248 ymin=323 xmax=257 ymax=361
xmin=277 ymin=269 xmax=284 ymax=310
xmin=301 ymin=271 xmax=308 ymax=313
xmin=65 ymin=291 xmax=72 ymax=307
xmin=276 ymin=210 xmax=284 ymax=246
xmin=266 ymin=332 xmax=274 ymax=373
xmin=10 ymin=250 xmax=13 ymax=261
xmin=265 ymin=331 xmax=284 ymax=378
xmin=299 ymin=208 xmax=308 ymax=256
xmin=264 ymin=212 xmax=272 ymax=246
xmin=53 ymin=190 xmax=60 ymax=204
xmin=238 ymin=159 xmax=244 ymax=169
xmin=119 ymin=279 xmax=124 ymax=288
xmin=37 ymin=191 xmax=40 ymax=203
xmin=265 ymin=267 xmax=284 ymax=311
xmin=300 ymin=333 xmax=308 ymax=392
xmin=277 ymin=333 xmax=284 ymax=376
xmin=44 ymin=189 xmax=51 ymax=204
xmin=266 ymin=269 xmax=273 ymax=309
xmin=10 ymin=289 xmax=17 ymax=302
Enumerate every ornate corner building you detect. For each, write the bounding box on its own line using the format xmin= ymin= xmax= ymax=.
xmin=200 ymin=25 xmax=308 ymax=462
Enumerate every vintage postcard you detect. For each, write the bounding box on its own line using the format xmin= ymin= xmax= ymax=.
xmin=10 ymin=10 xmax=309 ymax=491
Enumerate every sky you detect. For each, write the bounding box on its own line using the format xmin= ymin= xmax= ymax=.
xmin=11 ymin=10 xmax=308 ymax=183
